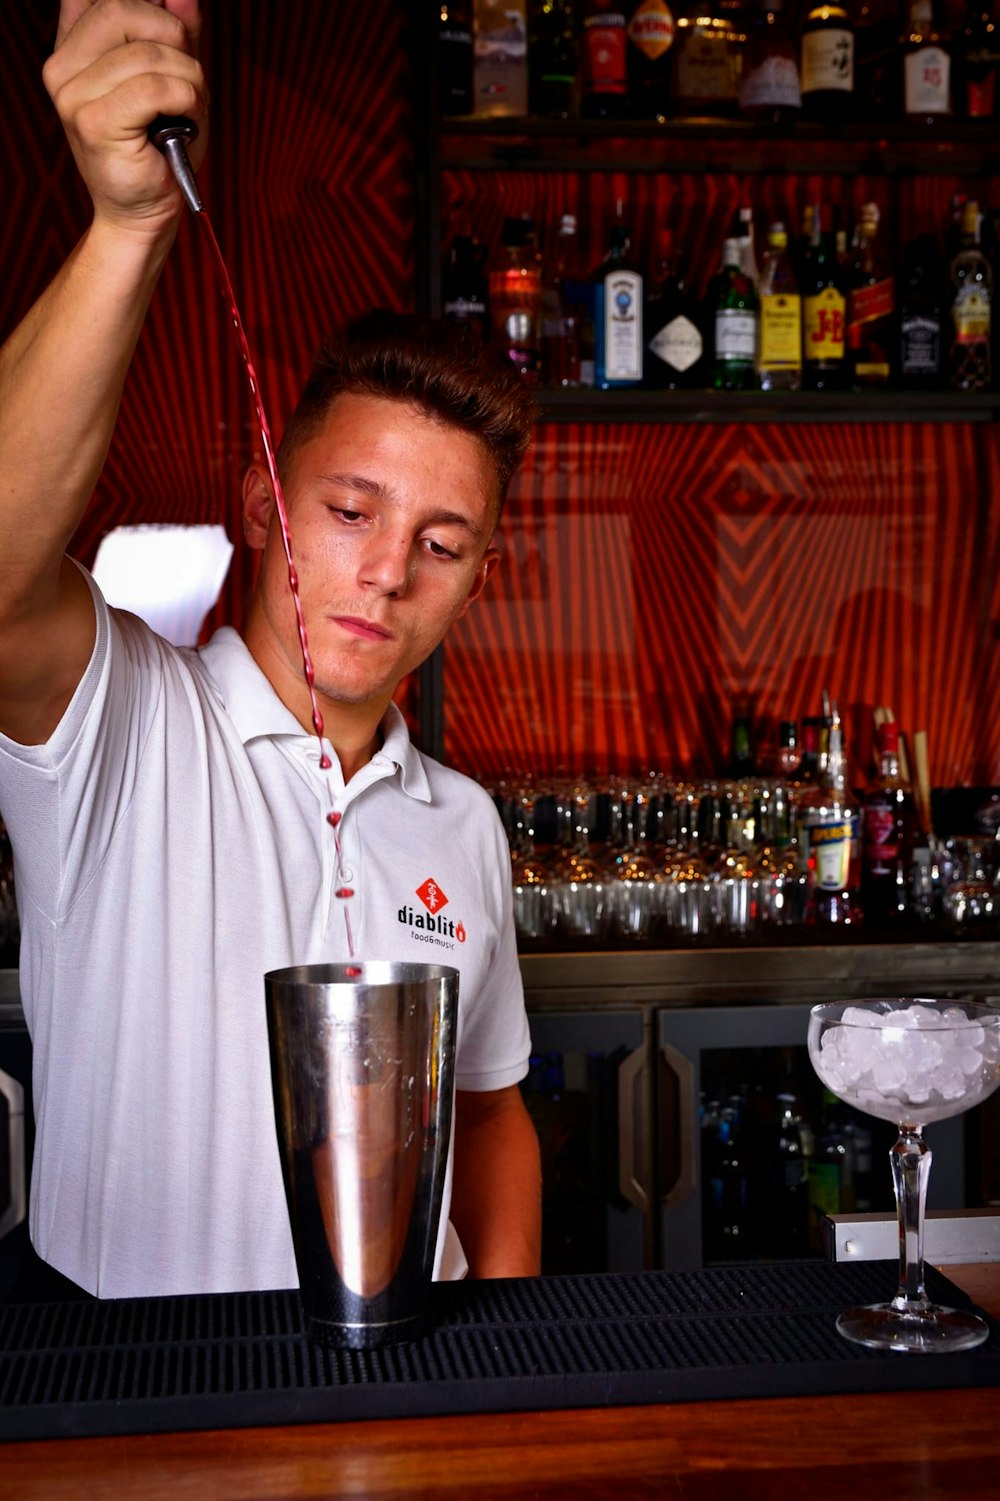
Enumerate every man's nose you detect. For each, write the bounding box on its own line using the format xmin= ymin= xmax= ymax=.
xmin=358 ymin=532 xmax=414 ymax=596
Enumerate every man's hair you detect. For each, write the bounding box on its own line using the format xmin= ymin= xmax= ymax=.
xmin=277 ymin=310 xmax=536 ymax=511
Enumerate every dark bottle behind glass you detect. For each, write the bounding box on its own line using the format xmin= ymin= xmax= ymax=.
xmin=799 ymin=0 xmax=856 ymax=122
xmin=644 ymin=229 xmax=708 ymax=387
xmin=854 ymin=0 xmax=902 ymax=120
xmin=957 ymin=0 xmax=1000 ymax=119
xmin=626 ymin=0 xmax=677 ymax=118
xmin=580 ymin=0 xmax=629 ymax=116
xmin=772 ymin=1092 xmax=813 ymax=1258
xmin=439 ymin=1 xmax=475 ymax=114
xmin=862 ymin=719 xmax=917 ymax=928
xmin=738 ymin=0 xmax=802 ymax=124
xmin=529 ymin=0 xmax=581 ymax=117
xmin=802 ymin=204 xmax=849 ymax=391
xmin=898 ymin=234 xmax=944 ymax=388
xmin=442 ymin=229 xmax=489 ymax=341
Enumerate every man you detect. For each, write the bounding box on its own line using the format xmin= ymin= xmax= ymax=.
xmin=0 ymin=0 xmax=541 ymax=1298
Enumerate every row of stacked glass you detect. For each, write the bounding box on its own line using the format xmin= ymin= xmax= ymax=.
xmin=490 ymin=774 xmax=997 ymax=944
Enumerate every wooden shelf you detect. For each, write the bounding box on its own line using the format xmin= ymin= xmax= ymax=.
xmin=439 ymin=116 xmax=1000 ymax=176
xmin=530 ymin=388 xmax=1000 ymax=424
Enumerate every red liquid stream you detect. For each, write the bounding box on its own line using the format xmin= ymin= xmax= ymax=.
xmin=197 ymin=212 xmax=355 ymax=957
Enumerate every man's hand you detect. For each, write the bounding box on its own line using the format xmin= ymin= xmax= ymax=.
xmin=451 ymin=1085 xmax=542 ymax=1278
xmin=43 ymin=0 xmax=207 ymax=236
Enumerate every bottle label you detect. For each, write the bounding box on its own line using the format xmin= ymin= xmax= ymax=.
xmin=967 ymin=60 xmax=997 ymax=119
xmin=739 ymin=57 xmax=802 ymax=111
xmin=627 ymin=0 xmax=675 ymax=58
xmin=900 ymin=313 xmax=941 ymax=374
xmin=715 ymin=309 xmax=756 ymax=360
xmin=848 ymin=277 xmax=894 ymax=331
xmin=674 ymin=32 xmax=741 ymax=103
xmin=649 ymin=313 xmax=702 ymax=371
xmin=801 ymin=30 xmax=854 ymax=94
xmin=583 ymin=13 xmax=628 ymax=95
xmin=804 ymin=288 xmax=846 ymax=358
xmin=602 ymin=269 xmax=643 ymax=380
xmin=953 ymin=287 xmax=990 ymax=344
xmin=807 ymin=817 xmax=856 ymax=891
xmin=904 ymin=46 xmax=951 ymax=115
xmin=759 ymin=293 xmax=802 ymax=369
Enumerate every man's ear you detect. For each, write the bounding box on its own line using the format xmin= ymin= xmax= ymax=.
xmin=242 ymin=462 xmax=275 ymax=552
xmin=456 ymin=546 xmax=500 ymax=619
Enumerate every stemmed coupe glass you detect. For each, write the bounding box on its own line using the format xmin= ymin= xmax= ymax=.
xmin=808 ymin=998 xmax=1000 ymax=1353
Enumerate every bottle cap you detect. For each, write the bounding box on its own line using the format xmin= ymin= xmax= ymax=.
xmin=877 ymin=720 xmax=899 ymax=753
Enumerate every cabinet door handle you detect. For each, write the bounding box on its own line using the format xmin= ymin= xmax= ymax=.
xmin=0 ymin=1069 xmax=26 ymax=1239
xmin=660 ymin=1043 xmax=697 ymax=1210
xmin=617 ymin=1043 xmax=650 ymax=1214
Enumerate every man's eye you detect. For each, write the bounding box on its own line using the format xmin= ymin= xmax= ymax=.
xmin=332 ymin=507 xmax=364 ymax=523
xmin=426 ymin=538 xmax=459 ymax=559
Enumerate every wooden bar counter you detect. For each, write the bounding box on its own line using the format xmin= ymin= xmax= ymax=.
xmin=2 ymin=1264 xmax=998 ymax=1499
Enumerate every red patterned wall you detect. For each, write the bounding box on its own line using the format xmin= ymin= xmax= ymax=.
xmin=2 ymin=7 xmax=998 ymax=788
xmin=0 ymin=0 xmax=415 ymax=639
xmin=446 ymin=420 xmax=1000 ymax=788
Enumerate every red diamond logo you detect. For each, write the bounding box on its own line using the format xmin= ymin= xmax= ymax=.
xmin=416 ymin=878 xmax=448 ymax=913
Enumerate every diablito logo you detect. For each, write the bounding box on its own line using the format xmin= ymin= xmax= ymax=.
xmin=398 ymin=876 xmax=467 ymax=942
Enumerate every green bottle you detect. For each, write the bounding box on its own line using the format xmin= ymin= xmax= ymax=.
xmin=712 ymin=237 xmax=758 ymax=390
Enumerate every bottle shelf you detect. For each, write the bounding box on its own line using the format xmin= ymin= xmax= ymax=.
xmin=530 ymin=388 xmax=1000 ymax=424
xmin=439 ymin=116 xmax=1000 ymax=177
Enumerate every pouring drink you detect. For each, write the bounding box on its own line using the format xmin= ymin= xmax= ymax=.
xmin=808 ymin=998 xmax=1000 ymax=1353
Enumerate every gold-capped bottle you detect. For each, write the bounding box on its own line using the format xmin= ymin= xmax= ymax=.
xmin=800 ymin=1 xmax=855 ymax=121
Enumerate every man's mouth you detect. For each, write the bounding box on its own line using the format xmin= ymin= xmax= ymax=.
xmin=332 ymin=615 xmax=393 ymax=642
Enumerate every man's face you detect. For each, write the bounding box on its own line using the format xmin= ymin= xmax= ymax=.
xmin=243 ymin=392 xmax=501 ymax=719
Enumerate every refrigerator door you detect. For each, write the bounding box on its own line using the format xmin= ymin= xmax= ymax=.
xmin=658 ymin=1002 xmax=967 ymax=1271
xmin=524 ymin=1008 xmax=652 ymax=1273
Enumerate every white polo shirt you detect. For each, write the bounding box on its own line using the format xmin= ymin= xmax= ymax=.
xmin=0 ymin=566 xmax=529 ymax=1298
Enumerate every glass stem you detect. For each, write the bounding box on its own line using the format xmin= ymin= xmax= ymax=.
xmin=890 ymin=1125 xmax=932 ymax=1315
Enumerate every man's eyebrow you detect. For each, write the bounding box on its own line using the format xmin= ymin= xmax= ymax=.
xmin=318 ymin=472 xmax=486 ymax=540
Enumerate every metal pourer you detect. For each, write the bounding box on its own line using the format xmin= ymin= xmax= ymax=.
xmin=148 ymin=114 xmax=204 ymax=215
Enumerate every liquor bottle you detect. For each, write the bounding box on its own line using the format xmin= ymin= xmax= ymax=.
xmin=847 ymin=201 xmax=894 ymax=388
xmin=796 ymin=714 xmax=824 ymax=783
xmin=439 ymin=0 xmax=475 ymax=114
xmin=854 ymin=0 xmax=902 ymax=121
xmin=735 ymin=205 xmax=760 ymax=290
xmin=670 ymin=0 xmax=745 ymax=116
xmin=541 ymin=212 xmax=592 ymax=387
xmin=644 ymin=229 xmax=708 ymax=387
xmin=488 ymin=214 xmax=543 ymax=380
xmin=758 ymin=221 xmax=802 ymax=391
xmin=799 ymin=707 xmax=863 ymax=926
xmin=898 ymin=234 xmax=944 ymax=388
xmin=862 ymin=719 xmax=917 ymax=927
xmin=802 ymin=204 xmax=849 ymax=391
xmin=903 ymin=0 xmax=953 ymax=122
xmin=712 ymin=237 xmax=758 ymax=390
xmin=474 ymin=0 xmax=530 ymax=115
xmin=809 ymin=1090 xmax=853 ymax=1249
xmin=730 ymin=714 xmax=755 ymax=776
xmin=528 ymin=0 xmax=580 ymax=118
xmin=958 ymin=1 xmax=999 ymax=119
xmin=627 ymin=0 xmax=677 ymax=117
xmin=800 ymin=1 xmax=855 ymax=122
xmin=738 ymin=0 xmax=802 ymax=123
xmin=775 ymin=719 xmax=801 ymax=776
xmin=593 ymin=220 xmax=644 ymax=388
xmin=442 ymin=227 xmax=489 ymax=340
xmin=947 ymin=198 xmax=993 ymax=389
xmin=580 ymin=0 xmax=629 ymax=116
xmin=772 ymin=1091 xmax=813 ymax=1257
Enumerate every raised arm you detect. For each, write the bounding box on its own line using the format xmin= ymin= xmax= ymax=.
xmin=0 ymin=0 xmax=206 ymax=745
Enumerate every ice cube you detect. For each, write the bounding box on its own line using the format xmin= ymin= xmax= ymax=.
xmin=841 ymin=1005 xmax=883 ymax=1028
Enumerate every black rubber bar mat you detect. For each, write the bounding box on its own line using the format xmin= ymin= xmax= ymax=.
xmin=2 ymin=1260 xmax=999 ymax=1442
